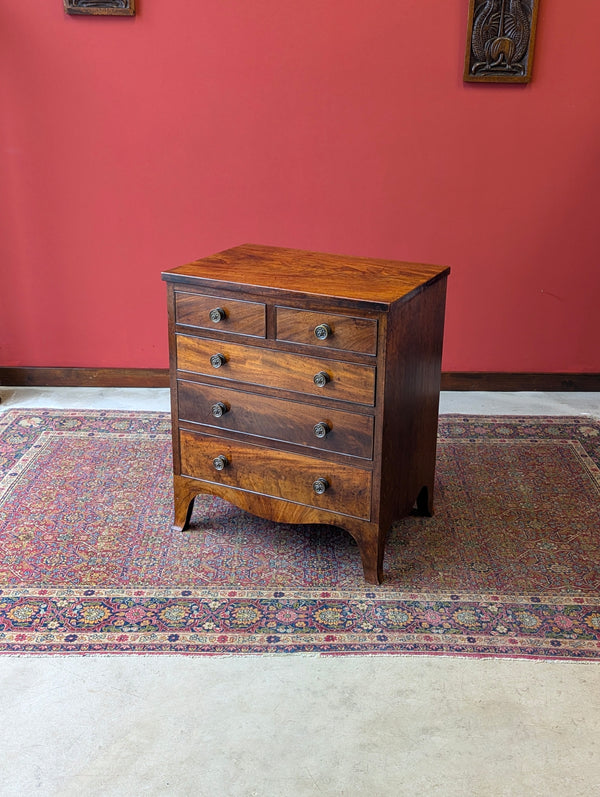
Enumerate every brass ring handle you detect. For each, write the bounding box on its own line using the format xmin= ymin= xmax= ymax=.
xmin=209 ymin=307 xmax=226 ymax=323
xmin=210 ymin=353 xmax=226 ymax=369
xmin=313 ymin=422 xmax=330 ymax=439
xmin=313 ymin=371 xmax=330 ymax=388
xmin=314 ymin=323 xmax=332 ymax=341
xmin=312 ymin=477 xmax=329 ymax=495
xmin=213 ymin=454 xmax=229 ymax=471
xmin=211 ymin=402 xmax=228 ymax=418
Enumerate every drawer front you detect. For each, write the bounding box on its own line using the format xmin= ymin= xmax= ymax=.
xmin=276 ymin=307 xmax=377 ymax=354
xmin=179 ymin=430 xmax=372 ymax=520
xmin=178 ymin=379 xmax=374 ymax=459
xmin=177 ymin=334 xmax=376 ymax=405
xmin=175 ymin=291 xmax=266 ymax=338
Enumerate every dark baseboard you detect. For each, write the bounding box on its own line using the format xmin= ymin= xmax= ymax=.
xmin=0 ymin=367 xmax=599 ymax=391
xmin=0 ymin=367 xmax=170 ymax=388
xmin=441 ymin=372 xmax=600 ymax=391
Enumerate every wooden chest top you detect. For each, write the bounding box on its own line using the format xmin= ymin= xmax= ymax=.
xmin=162 ymin=243 xmax=450 ymax=310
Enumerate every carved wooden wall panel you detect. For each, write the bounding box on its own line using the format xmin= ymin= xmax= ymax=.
xmin=64 ymin=0 xmax=135 ymax=15
xmin=464 ymin=0 xmax=539 ymax=83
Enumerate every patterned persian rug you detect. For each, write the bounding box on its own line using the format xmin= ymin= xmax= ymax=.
xmin=0 ymin=409 xmax=599 ymax=659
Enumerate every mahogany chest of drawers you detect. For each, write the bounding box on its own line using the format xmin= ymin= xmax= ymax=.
xmin=162 ymin=244 xmax=449 ymax=584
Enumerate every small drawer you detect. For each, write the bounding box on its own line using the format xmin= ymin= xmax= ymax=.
xmin=276 ymin=307 xmax=377 ymax=354
xmin=178 ymin=379 xmax=374 ymax=459
xmin=175 ymin=292 xmax=266 ymax=338
xmin=176 ymin=334 xmax=376 ymax=405
xmin=179 ymin=430 xmax=372 ymax=520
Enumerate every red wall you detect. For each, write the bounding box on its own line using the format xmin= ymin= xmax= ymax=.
xmin=1 ymin=1 xmax=599 ymax=372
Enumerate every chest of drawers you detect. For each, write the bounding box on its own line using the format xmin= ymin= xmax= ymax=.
xmin=162 ymin=244 xmax=449 ymax=584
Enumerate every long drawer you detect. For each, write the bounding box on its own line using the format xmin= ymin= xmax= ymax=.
xmin=176 ymin=334 xmax=376 ymax=405
xmin=178 ymin=379 xmax=374 ymax=459
xmin=179 ymin=430 xmax=373 ymax=520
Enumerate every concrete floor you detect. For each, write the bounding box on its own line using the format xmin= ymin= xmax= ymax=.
xmin=0 ymin=388 xmax=599 ymax=796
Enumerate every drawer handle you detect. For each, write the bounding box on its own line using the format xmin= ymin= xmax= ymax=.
xmin=211 ymin=402 xmax=228 ymax=418
xmin=312 ymin=477 xmax=329 ymax=495
xmin=313 ymin=421 xmax=331 ymax=439
xmin=313 ymin=371 xmax=330 ymax=388
xmin=209 ymin=307 xmax=226 ymax=323
xmin=213 ymin=454 xmax=229 ymax=471
xmin=210 ymin=353 xmax=227 ymax=369
xmin=314 ymin=323 xmax=332 ymax=341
